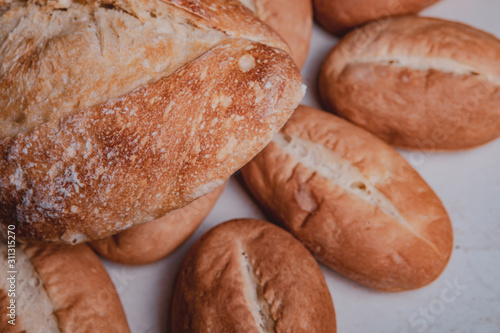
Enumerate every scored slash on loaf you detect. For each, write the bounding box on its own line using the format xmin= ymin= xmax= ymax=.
xmin=172 ymin=219 xmax=337 ymax=332
xmin=242 ymin=105 xmax=453 ymax=291
xmin=319 ymin=16 xmax=500 ymax=150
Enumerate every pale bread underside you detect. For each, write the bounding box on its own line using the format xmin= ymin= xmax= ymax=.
xmin=237 ymin=0 xmax=257 ymax=12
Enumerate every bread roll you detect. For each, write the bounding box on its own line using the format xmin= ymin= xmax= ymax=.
xmin=314 ymin=0 xmax=439 ymax=34
xmin=91 ymin=183 xmax=225 ymax=265
xmin=241 ymin=105 xmax=453 ymax=291
xmin=0 ymin=242 xmax=130 ymax=332
xmin=319 ymin=16 xmax=500 ymax=150
xmin=0 ymin=0 xmax=304 ymax=243
xmin=241 ymin=0 xmax=313 ymax=67
xmin=172 ymin=219 xmax=336 ymax=332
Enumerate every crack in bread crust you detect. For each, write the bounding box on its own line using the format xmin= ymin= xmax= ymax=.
xmin=0 ymin=0 xmax=226 ymax=140
xmin=272 ymin=132 xmax=441 ymax=256
xmin=238 ymin=242 xmax=276 ymax=333
xmin=172 ymin=219 xmax=336 ymax=332
xmin=347 ymin=55 xmax=500 ymax=85
xmin=273 ymin=132 xmax=408 ymax=227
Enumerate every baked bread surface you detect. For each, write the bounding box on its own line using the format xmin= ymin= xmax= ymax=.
xmin=314 ymin=0 xmax=439 ymax=34
xmin=0 ymin=242 xmax=130 ymax=332
xmin=90 ymin=183 xmax=225 ymax=265
xmin=172 ymin=218 xmax=336 ymax=332
xmin=319 ymin=16 xmax=500 ymax=149
xmin=0 ymin=0 xmax=304 ymax=243
xmin=241 ymin=105 xmax=453 ymax=291
xmin=241 ymin=0 xmax=313 ymax=67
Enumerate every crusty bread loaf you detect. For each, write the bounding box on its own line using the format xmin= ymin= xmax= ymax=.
xmin=0 ymin=0 xmax=304 ymax=243
xmin=319 ymin=16 xmax=500 ymax=150
xmin=0 ymin=242 xmax=130 ymax=332
xmin=91 ymin=183 xmax=225 ymax=265
xmin=241 ymin=106 xmax=453 ymax=291
xmin=241 ymin=0 xmax=313 ymax=67
xmin=314 ymin=0 xmax=439 ymax=34
xmin=172 ymin=218 xmax=336 ymax=332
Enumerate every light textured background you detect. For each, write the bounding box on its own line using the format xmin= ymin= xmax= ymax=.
xmin=103 ymin=0 xmax=500 ymax=332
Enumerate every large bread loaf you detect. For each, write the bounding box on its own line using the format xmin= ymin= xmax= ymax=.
xmin=0 ymin=0 xmax=304 ymax=243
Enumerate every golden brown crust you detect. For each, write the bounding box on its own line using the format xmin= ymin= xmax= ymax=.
xmin=0 ymin=0 xmax=304 ymax=243
xmin=319 ymin=16 xmax=500 ymax=149
xmin=20 ymin=243 xmax=130 ymax=332
xmin=0 ymin=40 xmax=303 ymax=243
xmin=253 ymin=0 xmax=313 ymax=67
xmin=168 ymin=0 xmax=290 ymax=52
xmin=90 ymin=183 xmax=225 ymax=265
xmin=0 ymin=0 xmax=227 ymax=140
xmin=172 ymin=218 xmax=336 ymax=332
xmin=241 ymin=105 xmax=453 ymax=291
xmin=313 ymin=0 xmax=439 ymax=34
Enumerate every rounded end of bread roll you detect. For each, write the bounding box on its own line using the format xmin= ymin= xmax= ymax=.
xmin=313 ymin=0 xmax=440 ymax=35
xmin=253 ymin=0 xmax=313 ymax=68
xmin=242 ymin=105 xmax=454 ymax=291
xmin=90 ymin=183 xmax=226 ymax=265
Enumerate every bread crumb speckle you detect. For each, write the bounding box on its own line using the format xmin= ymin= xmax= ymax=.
xmin=238 ymin=54 xmax=255 ymax=72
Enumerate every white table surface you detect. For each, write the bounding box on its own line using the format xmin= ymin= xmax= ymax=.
xmin=102 ymin=1 xmax=500 ymax=332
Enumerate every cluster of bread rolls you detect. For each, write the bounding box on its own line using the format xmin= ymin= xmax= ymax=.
xmin=0 ymin=0 xmax=308 ymax=330
xmin=1 ymin=0 xmax=498 ymax=331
